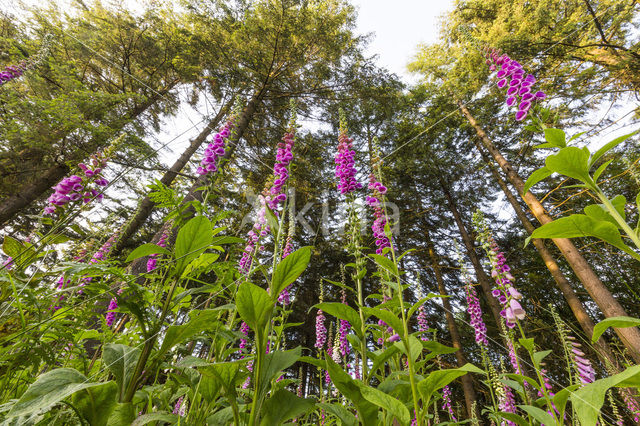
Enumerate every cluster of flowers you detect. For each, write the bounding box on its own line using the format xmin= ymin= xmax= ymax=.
xmin=239 ymin=321 xmax=250 ymax=352
xmin=146 ymin=230 xmax=168 ymax=272
xmin=315 ymin=283 xmax=327 ymax=350
xmin=441 ymin=385 xmax=457 ymax=422
xmin=44 ymin=152 xmax=110 ymax=215
xmin=278 ymin=208 xmax=297 ymax=305
xmin=465 ymin=282 xmax=488 ymax=346
xmin=2 ymin=256 xmax=13 ymax=270
xmin=366 ymin=174 xmax=390 ymax=255
xmin=196 ymin=120 xmax=234 ymax=176
xmin=498 ymin=382 xmax=517 ymax=425
xmin=105 ymin=290 xmax=123 ymax=327
xmin=417 ymin=304 xmax=429 ymax=341
xmin=338 ymin=289 xmax=351 ymax=357
xmin=172 ymin=396 xmax=187 ymax=417
xmin=237 ymin=190 xmax=269 ymax=273
xmin=80 ymin=233 xmax=118 ymax=292
xmin=268 ymin=130 xmax=294 ymax=211
xmin=0 ymin=34 xmax=53 ymax=86
xmin=334 ymin=113 xmax=362 ymax=194
xmin=483 ymin=46 xmax=546 ymax=121
xmin=566 ymin=335 xmax=596 ymax=385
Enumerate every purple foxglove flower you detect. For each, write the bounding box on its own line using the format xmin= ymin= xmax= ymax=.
xmin=387 ymin=334 xmax=400 ymax=342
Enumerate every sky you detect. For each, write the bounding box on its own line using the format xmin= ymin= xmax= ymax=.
xmin=350 ymin=0 xmax=454 ymax=82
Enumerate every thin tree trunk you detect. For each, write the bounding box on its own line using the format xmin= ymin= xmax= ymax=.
xmin=112 ymin=99 xmax=232 ymax=255
xmin=437 ymin=178 xmax=503 ymax=328
xmin=424 ymin=229 xmax=477 ymax=420
xmin=476 ymin=141 xmax=625 ymax=372
xmin=458 ymin=101 xmax=640 ymax=363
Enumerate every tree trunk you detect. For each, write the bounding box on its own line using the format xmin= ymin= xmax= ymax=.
xmin=437 ymin=177 xmax=503 ymax=328
xmin=475 ymin=141 xmax=625 ymax=372
xmin=425 ymin=229 xmax=477 ymax=420
xmin=0 ymin=163 xmax=70 ymax=226
xmin=112 ymin=99 xmax=232 ymax=255
xmin=458 ymin=101 xmax=640 ymax=363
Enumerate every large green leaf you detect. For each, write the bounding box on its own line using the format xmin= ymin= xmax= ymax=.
xmin=369 ymin=254 xmax=399 ymax=276
xmin=370 ymin=345 xmax=401 ymax=376
xmin=125 ymin=243 xmax=171 ymax=263
xmin=523 ymin=167 xmax=553 ymax=194
xmin=584 ymin=204 xmax=618 ymax=227
xmin=591 ymin=316 xmax=640 ymax=343
xmin=325 ymin=356 xmax=378 ymax=425
xmin=236 ymin=281 xmax=273 ymax=332
xmin=364 ymin=307 xmax=404 ymax=337
xmin=315 ymin=302 xmax=362 ymax=333
xmin=102 ymin=344 xmax=141 ymax=402
xmin=173 ymin=216 xmax=213 ymax=276
xmin=71 ymin=381 xmax=118 ymax=426
xmin=131 ymin=412 xmax=179 ymax=426
xmin=359 ymin=385 xmax=410 ymax=424
xmin=589 ymin=130 xmax=639 ymax=168
xmin=158 ymin=310 xmax=220 ymax=358
xmin=181 ymin=253 xmax=220 ymax=278
xmin=528 ymin=214 xmax=640 ymax=260
xmin=518 ymin=404 xmax=555 ymax=425
xmin=271 ymin=246 xmax=312 ymax=299
xmin=407 ymin=293 xmax=443 ymax=319
xmin=260 ymin=347 xmax=302 ymax=392
xmin=394 ymin=335 xmax=422 ymax=363
xmin=571 ymin=365 xmax=640 ymax=426
xmin=317 ymin=402 xmax=357 ymax=426
xmin=417 ymin=364 xmax=484 ymax=408
xmin=106 ymin=403 xmax=136 ymax=425
xmin=545 ymin=146 xmax=592 ymax=186
xmin=3 ymin=236 xmax=25 ymax=259
xmin=7 ymin=368 xmax=104 ymax=418
xmin=544 ymin=128 xmax=566 ymax=148
xmin=201 ymin=360 xmax=244 ymax=400
xmin=260 ymin=389 xmax=315 ymax=426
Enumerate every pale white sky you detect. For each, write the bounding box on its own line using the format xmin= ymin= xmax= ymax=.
xmin=351 ymin=0 xmax=454 ymax=82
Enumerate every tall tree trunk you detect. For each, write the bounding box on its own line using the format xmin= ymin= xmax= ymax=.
xmin=0 ymin=85 xmax=176 ymax=228
xmin=437 ymin=177 xmax=503 ymax=328
xmin=424 ymin=229 xmax=477 ymax=420
xmin=458 ymin=101 xmax=640 ymax=363
xmin=475 ymin=141 xmax=625 ymax=372
xmin=112 ymin=99 xmax=233 ymax=255
xmin=0 ymin=163 xmax=70 ymax=225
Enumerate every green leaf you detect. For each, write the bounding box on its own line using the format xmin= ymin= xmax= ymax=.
xmin=523 ymin=167 xmax=553 ymax=195
xmin=611 ymin=194 xmax=627 ymax=221
xmin=369 ymin=254 xmax=399 ymax=276
xmin=364 ymin=307 xmax=404 ymax=338
xmin=592 ymin=159 xmax=613 ymax=183
xmin=589 ymin=130 xmax=639 ymax=168
xmin=584 ymin=204 xmax=618 ymax=228
xmin=181 ymin=253 xmax=220 ymax=278
xmin=545 ymin=146 xmax=592 ymax=186
xmin=158 ymin=310 xmax=220 ymax=358
xmin=71 ymin=381 xmax=118 ymax=426
xmin=422 ymin=341 xmax=458 ymax=355
xmin=568 ymin=131 xmax=587 ymax=143
xmin=497 ymin=412 xmax=529 ymax=426
xmin=528 ymin=214 xmax=640 ymax=260
xmin=518 ymin=404 xmax=555 ymax=425
xmin=544 ymin=128 xmax=566 ymax=148
xmin=315 ymin=302 xmax=362 ymax=335
xmin=131 ymin=412 xmax=180 ymax=426
xmin=265 ymin=205 xmax=280 ymax=236
xmin=106 ymin=403 xmax=136 ymax=425
xmin=236 ymin=282 xmax=273 ymax=333
xmin=260 ymin=347 xmax=302 ymax=392
xmin=260 ymin=389 xmax=315 ymax=426
xmin=325 ymin=356 xmax=378 ymax=425
xmin=317 ymin=402 xmax=357 ymax=426
xmin=74 ymin=329 xmax=102 ymax=342
xmin=551 ymin=385 xmax=580 ymax=419
xmin=360 ymin=385 xmax=410 ymax=424
xmin=592 ymin=316 xmax=640 ymax=343
xmin=271 ymin=246 xmax=312 ymax=300
xmin=174 ymin=216 xmax=213 ymax=276
xmin=102 ymin=344 xmax=141 ymax=402
xmin=571 ymin=365 xmax=640 ymax=426
xmin=370 ymin=345 xmax=401 ymax=375
xmin=394 ymin=335 xmax=422 ymax=363
xmin=7 ymin=368 xmax=104 ymax=418
xmin=407 ymin=293 xmax=443 ymax=319
xmin=518 ymin=338 xmax=534 ymax=352
xmin=125 ymin=243 xmax=171 ymax=263
xmin=3 ymin=236 xmax=25 ymax=259
xmin=533 ymin=350 xmax=552 ymax=367
xmin=201 ymin=360 xmax=244 ymax=399
xmin=417 ymin=364 xmax=484 ymax=408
